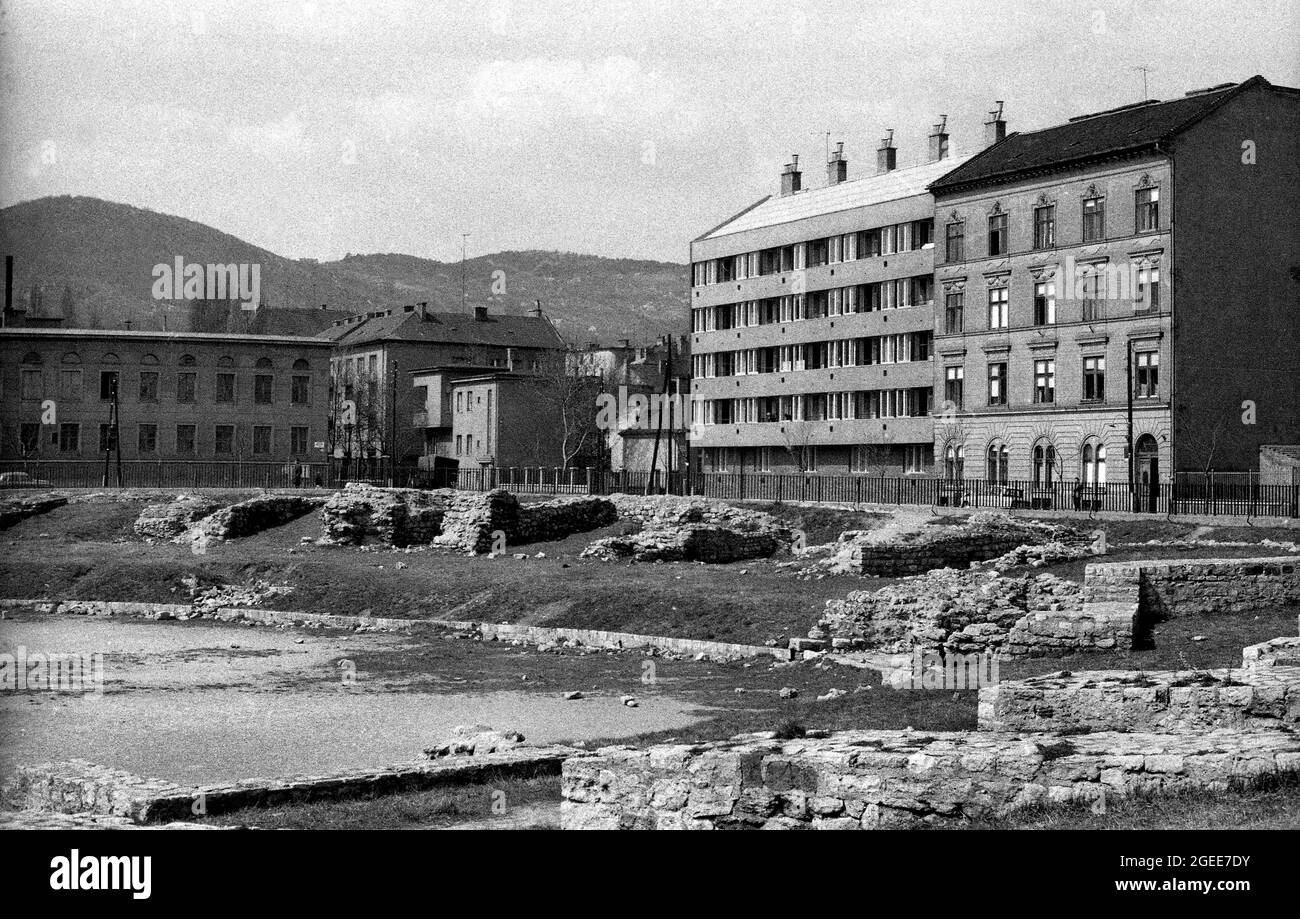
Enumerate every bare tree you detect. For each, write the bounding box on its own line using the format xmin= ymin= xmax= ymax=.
xmin=782 ymin=421 xmax=816 ymax=473
xmin=515 ymin=353 xmax=603 ymax=469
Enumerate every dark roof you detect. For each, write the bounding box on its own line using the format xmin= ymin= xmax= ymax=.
xmin=930 ymin=76 xmax=1286 ymax=193
xmin=328 ymin=307 xmax=565 ymax=351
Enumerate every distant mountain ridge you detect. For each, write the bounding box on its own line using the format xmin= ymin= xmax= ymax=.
xmin=0 ymin=196 xmax=688 ymax=343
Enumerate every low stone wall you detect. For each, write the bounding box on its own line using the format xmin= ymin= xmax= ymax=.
xmin=1243 ymin=636 xmax=1300 ymax=670
xmin=813 ymin=570 xmax=1106 ymax=656
xmin=978 ymin=665 xmax=1300 ymax=733
xmin=433 ymin=488 xmax=519 ymax=554
xmin=1123 ymin=557 xmax=1300 ymax=620
xmin=133 ymin=496 xmax=223 ymax=540
xmin=320 ymin=484 xmax=453 ymax=546
xmin=607 ymin=493 xmax=777 ymax=529
xmin=0 ymin=494 xmax=67 ymax=530
xmin=561 ymin=728 xmax=1300 ymax=829
xmin=0 ymin=598 xmax=191 ymax=619
xmin=515 ymin=496 xmax=617 ymax=544
xmin=192 ymin=494 xmax=326 ymax=541
xmin=5 ymin=748 xmax=581 ymax=824
xmin=582 ymin=522 xmax=784 ymax=564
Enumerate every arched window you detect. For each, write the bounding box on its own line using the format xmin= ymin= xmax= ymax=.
xmin=986 ymin=442 xmax=1009 ymax=484
xmin=140 ymin=353 xmax=159 ymax=365
xmin=944 ymin=444 xmax=965 ymax=480
xmin=255 ymin=357 xmax=273 ymax=369
xmin=292 ymin=358 xmax=310 ymax=371
xmin=100 ymin=352 xmax=120 ymax=364
xmin=179 ymin=354 xmax=197 ymax=366
xmin=1032 ymin=442 xmax=1056 ymax=487
xmin=217 ymin=355 xmax=235 ymax=367
xmin=1081 ymin=440 xmax=1107 ymax=484
xmin=22 ymin=351 xmax=44 ymax=364
xmin=61 ymin=352 xmax=81 ymax=364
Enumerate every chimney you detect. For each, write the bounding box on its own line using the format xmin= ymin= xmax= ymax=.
xmin=826 ymin=142 xmax=848 ymax=185
xmin=528 ymin=299 xmax=543 ymax=318
xmin=416 ymin=301 xmax=428 ymax=321
xmin=780 ymin=155 xmax=802 ymax=196
xmin=473 ymin=304 xmax=488 ymax=321
xmin=928 ymin=116 xmax=949 ymax=162
xmin=984 ymin=101 xmax=1007 ymax=147
xmin=506 ymin=347 xmax=514 ymax=371
xmin=876 ymin=130 xmax=896 ymax=175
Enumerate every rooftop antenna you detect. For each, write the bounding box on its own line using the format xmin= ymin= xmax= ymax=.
xmin=1134 ymin=66 xmax=1151 ymax=100
xmin=810 ymin=130 xmax=843 ymax=162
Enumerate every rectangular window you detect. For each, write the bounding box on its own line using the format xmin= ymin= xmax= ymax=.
xmin=1082 ymin=197 xmax=1105 ymax=241
xmin=1135 ymin=351 xmax=1159 ymax=398
xmin=290 ymin=426 xmax=309 ymax=456
xmin=987 ymin=362 xmax=1008 ymax=406
xmin=20 ymin=422 xmax=41 ymax=454
xmin=1135 ymin=265 xmax=1160 ymax=312
xmin=99 ymin=370 xmax=119 ymax=401
xmin=252 ymin=425 xmax=272 ymax=455
xmin=943 ymin=292 xmax=964 ymax=334
xmin=60 ymin=369 xmax=82 ymax=401
xmin=1033 ymin=280 xmax=1056 ymax=325
xmin=456 ymin=392 xmax=463 ymax=413
xmin=215 ymin=425 xmax=235 ymax=455
xmin=58 ymin=423 xmax=79 ymax=453
xmin=177 ymin=372 xmax=196 ymax=403
xmin=20 ymin=369 xmax=42 ymax=400
xmin=1083 ymin=356 xmax=1106 ymax=402
xmin=904 ymin=445 xmax=927 ymax=474
xmin=138 ymin=371 xmax=159 ymax=402
xmin=1033 ymin=205 xmax=1055 ymax=249
xmin=137 ymin=423 xmax=157 ymax=454
xmin=988 ymin=287 xmax=1009 ymax=329
xmin=1033 ymin=359 xmax=1056 ymax=404
xmin=988 ymin=213 xmax=1008 ymax=256
xmin=254 ymin=374 xmax=273 ymax=405
xmin=1081 ymin=269 xmax=1102 ymax=321
xmin=216 ymin=373 xmax=235 ymax=403
xmin=176 ymin=424 xmax=196 ymax=456
xmin=944 ymin=366 xmax=964 ymax=409
xmin=945 ymin=222 xmax=964 ymax=262
xmin=1135 ymin=187 xmax=1159 ymax=232
xmin=455 ymin=434 xmax=463 ymax=456
xmin=291 ymin=375 xmax=310 ymax=405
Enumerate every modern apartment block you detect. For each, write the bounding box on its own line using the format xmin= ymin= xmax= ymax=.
xmin=0 ymin=327 xmax=333 ymax=463
xmin=929 ymin=75 xmax=1299 ymax=500
xmin=688 ymin=130 xmax=972 ymax=476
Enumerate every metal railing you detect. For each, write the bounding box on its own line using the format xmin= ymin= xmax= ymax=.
xmin=439 ymin=467 xmax=1300 ymax=518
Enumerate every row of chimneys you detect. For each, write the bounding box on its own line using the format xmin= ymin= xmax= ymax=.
xmin=779 ymin=103 xmax=1007 ymax=196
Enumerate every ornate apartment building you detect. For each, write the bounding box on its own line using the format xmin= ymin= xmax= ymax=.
xmin=928 ymin=76 xmax=1299 ymax=500
xmin=688 ymin=129 xmax=971 ymax=476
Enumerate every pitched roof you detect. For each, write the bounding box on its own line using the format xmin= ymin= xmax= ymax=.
xmin=930 ymin=76 xmax=1285 ymax=194
xmin=328 ymin=307 xmax=565 ymax=351
xmin=698 ymin=155 xmax=975 ymax=241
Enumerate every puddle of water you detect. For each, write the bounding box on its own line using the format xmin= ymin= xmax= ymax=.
xmin=0 ymin=617 xmax=712 ymax=785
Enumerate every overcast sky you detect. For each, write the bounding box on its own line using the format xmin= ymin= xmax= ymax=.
xmin=2 ymin=0 xmax=1296 ymax=264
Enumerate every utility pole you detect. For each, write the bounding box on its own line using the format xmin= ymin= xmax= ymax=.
xmin=101 ymin=376 xmax=123 ymax=487
xmin=388 ymin=360 xmax=398 ymax=486
xmin=1126 ymin=340 xmax=1136 ymax=512
xmin=646 ymin=335 xmax=672 ymax=495
xmin=1135 ymin=66 xmax=1151 ymax=100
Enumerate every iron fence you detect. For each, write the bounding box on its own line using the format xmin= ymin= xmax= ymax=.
xmin=441 ymin=466 xmax=1300 ymax=518
xmin=2 ymin=460 xmax=1295 ymax=518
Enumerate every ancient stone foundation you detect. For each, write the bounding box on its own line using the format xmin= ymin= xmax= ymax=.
xmin=560 ymin=728 xmax=1300 ymax=829
xmin=978 ymin=666 xmax=1300 ymax=733
xmin=582 ymin=522 xmax=784 ymax=563
xmin=191 ymin=494 xmax=326 ymax=541
xmin=133 ymin=496 xmax=223 ymax=539
xmin=514 ymin=496 xmax=617 ymax=544
xmin=320 ymin=484 xmax=453 ymax=546
xmin=0 ymin=494 xmax=67 ymax=530
xmin=433 ymin=488 xmax=519 ymax=553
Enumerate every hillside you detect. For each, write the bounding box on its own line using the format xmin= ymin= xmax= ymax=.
xmin=0 ymin=196 xmax=688 ymax=343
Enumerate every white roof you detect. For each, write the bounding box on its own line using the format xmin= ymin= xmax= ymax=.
xmin=702 ymin=154 xmax=973 ymax=240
